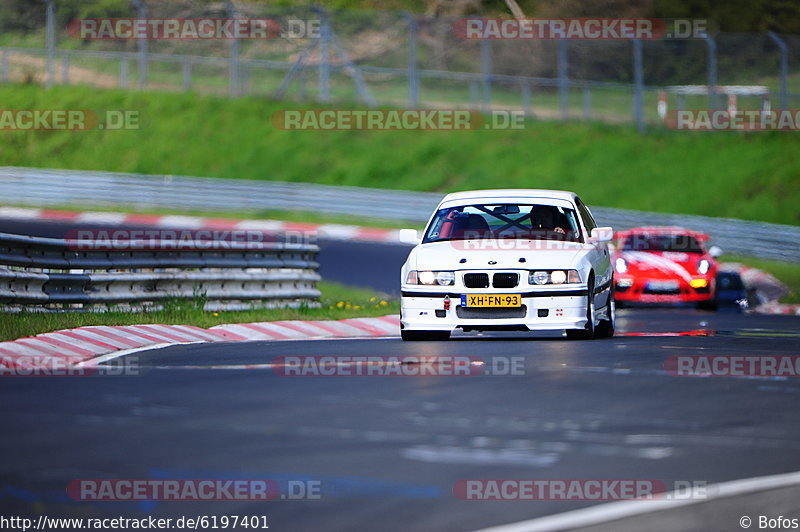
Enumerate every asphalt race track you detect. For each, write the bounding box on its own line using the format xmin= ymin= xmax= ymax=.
xmin=1 ymin=217 xmax=799 ymax=531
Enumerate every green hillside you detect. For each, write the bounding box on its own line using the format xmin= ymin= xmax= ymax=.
xmin=1 ymin=84 xmax=798 ymax=225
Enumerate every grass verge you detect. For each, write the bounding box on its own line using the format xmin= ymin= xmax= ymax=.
xmin=0 ymin=281 xmax=398 ymax=342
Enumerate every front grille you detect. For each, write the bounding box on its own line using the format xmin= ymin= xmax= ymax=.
xmin=493 ymin=273 xmax=519 ymax=288
xmin=456 ymin=305 xmax=527 ymax=319
xmin=464 ymin=273 xmax=490 ymax=288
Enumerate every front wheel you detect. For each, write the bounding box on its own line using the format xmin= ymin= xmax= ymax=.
xmin=566 ymin=278 xmax=596 ymax=340
xmin=594 ymin=286 xmax=615 ymax=338
xmin=401 ymin=330 xmax=451 ymax=341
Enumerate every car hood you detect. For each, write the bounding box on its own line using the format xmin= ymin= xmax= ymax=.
xmin=617 ymin=250 xmax=707 ymax=281
xmin=410 ymin=240 xmax=586 ymax=271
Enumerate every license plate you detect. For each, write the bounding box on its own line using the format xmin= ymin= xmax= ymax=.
xmin=647 ymin=280 xmax=679 ymax=290
xmin=461 ymin=294 xmax=521 ymax=307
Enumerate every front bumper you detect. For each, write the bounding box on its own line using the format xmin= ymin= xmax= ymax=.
xmin=400 ymin=288 xmax=589 ymax=332
xmin=615 ymin=277 xmax=714 ymax=303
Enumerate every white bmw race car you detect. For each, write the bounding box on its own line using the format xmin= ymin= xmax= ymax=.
xmin=399 ymin=189 xmax=615 ymax=341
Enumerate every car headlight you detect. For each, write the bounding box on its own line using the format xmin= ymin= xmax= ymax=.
xmin=615 ymin=257 xmax=628 ymax=274
xmin=406 ymin=270 xmax=455 ymax=286
xmin=418 ymin=271 xmax=436 ymax=285
xmin=697 ymin=259 xmax=711 ymax=275
xmin=531 ymin=271 xmax=549 ymax=285
xmin=528 ymin=270 xmax=580 ymax=285
xmin=436 ymin=271 xmax=455 ymax=286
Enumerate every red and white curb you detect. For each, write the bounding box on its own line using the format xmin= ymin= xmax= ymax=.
xmin=752 ymin=302 xmax=800 ymax=316
xmin=721 ymin=263 xmax=800 ymax=315
xmin=0 ymin=206 xmax=405 ymax=245
xmin=0 ymin=315 xmax=401 ymax=368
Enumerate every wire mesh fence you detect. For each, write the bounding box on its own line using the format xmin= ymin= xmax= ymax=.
xmin=1 ymin=1 xmax=798 ymax=131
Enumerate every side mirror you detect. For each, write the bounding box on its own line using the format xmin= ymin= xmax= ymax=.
xmin=708 ymin=245 xmax=722 ymax=258
xmin=590 ymin=227 xmax=614 ymax=243
xmin=398 ymin=229 xmax=421 ymax=245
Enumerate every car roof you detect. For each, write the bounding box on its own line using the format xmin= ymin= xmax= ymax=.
xmin=616 ymin=226 xmax=710 ymax=239
xmin=439 ymin=189 xmax=579 ymax=205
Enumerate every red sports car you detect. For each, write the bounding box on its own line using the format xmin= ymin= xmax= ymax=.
xmin=612 ymin=227 xmax=722 ymax=309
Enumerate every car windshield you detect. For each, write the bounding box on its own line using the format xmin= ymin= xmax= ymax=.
xmin=717 ymin=272 xmax=745 ymax=290
xmin=621 ymin=234 xmax=704 ymax=253
xmin=423 ymin=203 xmax=583 ymax=243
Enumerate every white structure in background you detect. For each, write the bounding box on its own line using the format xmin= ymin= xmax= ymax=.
xmin=657 ymin=90 xmax=668 ymax=120
xmin=659 ymin=85 xmax=771 ymax=119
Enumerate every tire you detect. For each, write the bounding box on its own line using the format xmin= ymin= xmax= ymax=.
xmin=566 ymin=276 xmax=596 ymax=340
xmin=401 ymin=330 xmax=451 ymax=341
xmin=595 ymin=285 xmax=615 ymax=338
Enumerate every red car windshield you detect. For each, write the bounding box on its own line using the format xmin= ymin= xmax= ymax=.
xmin=621 ymin=234 xmax=704 ymax=253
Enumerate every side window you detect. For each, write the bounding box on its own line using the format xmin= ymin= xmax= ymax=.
xmin=575 ymin=198 xmax=597 ymax=232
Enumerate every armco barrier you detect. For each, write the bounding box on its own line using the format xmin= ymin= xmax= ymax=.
xmin=0 ymin=231 xmax=320 ymax=311
xmin=0 ymin=166 xmax=798 ymax=262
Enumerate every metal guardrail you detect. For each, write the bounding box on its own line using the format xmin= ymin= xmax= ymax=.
xmin=0 ymin=230 xmax=321 ymax=310
xmin=0 ymin=166 xmax=798 ymax=263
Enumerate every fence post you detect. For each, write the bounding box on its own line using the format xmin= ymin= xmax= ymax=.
xmin=705 ymin=34 xmax=717 ymax=109
xmin=61 ymin=53 xmax=69 ymax=84
xmin=241 ymin=64 xmax=250 ymax=94
xmin=119 ymin=59 xmax=128 ymax=88
xmin=558 ymin=39 xmax=568 ymax=120
xmin=317 ymin=7 xmax=330 ymax=103
xmin=481 ymin=38 xmax=491 ymax=112
xmin=298 ymin=69 xmax=307 ymax=98
xmin=469 ymin=80 xmax=479 ymax=108
xmin=403 ymin=13 xmax=419 ymax=107
xmin=2 ymin=49 xmax=9 ymax=82
xmin=521 ymin=81 xmax=532 ymax=116
xmin=632 ymin=38 xmax=644 ymax=133
xmin=133 ymin=0 xmax=148 ymax=88
xmin=227 ymin=1 xmax=239 ymax=97
xmin=768 ymin=32 xmax=788 ymax=111
xmin=582 ymin=87 xmax=591 ymax=120
xmin=45 ymin=0 xmax=55 ymax=88
xmin=182 ymin=60 xmax=191 ymax=91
